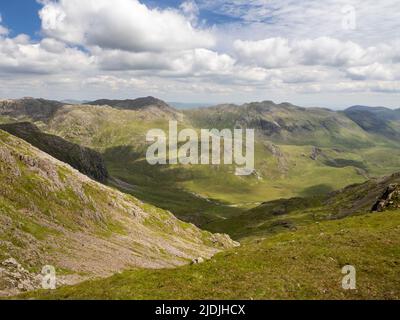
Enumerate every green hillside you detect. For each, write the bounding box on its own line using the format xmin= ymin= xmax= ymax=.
xmin=2 ymin=98 xmax=400 ymax=230
xmin=206 ymin=172 xmax=400 ymax=239
xmin=0 ymin=129 xmax=237 ymax=296
xmin=24 ymin=209 xmax=400 ymax=300
xmin=1 ymin=98 xmax=400 ymax=299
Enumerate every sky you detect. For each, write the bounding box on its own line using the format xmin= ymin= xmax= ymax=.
xmin=0 ymin=0 xmax=399 ymax=108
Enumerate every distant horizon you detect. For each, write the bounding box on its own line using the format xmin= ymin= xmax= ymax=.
xmin=1 ymin=95 xmax=399 ymax=111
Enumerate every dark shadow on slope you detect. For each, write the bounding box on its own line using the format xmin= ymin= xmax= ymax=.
xmin=323 ymin=158 xmax=368 ymax=171
xmin=0 ymin=122 xmax=109 ymax=182
xmin=299 ymin=184 xmax=335 ymax=198
xmin=102 ymin=145 xmax=245 ymax=228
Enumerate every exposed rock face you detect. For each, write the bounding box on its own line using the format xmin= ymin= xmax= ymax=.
xmin=0 ymin=122 xmax=109 ymax=183
xmin=310 ymin=147 xmax=323 ymax=161
xmin=0 ymin=98 xmax=63 ymax=122
xmin=372 ymin=184 xmax=400 ymax=212
xmin=265 ymin=143 xmax=289 ymax=174
xmin=323 ymin=172 xmax=400 ymax=218
xmin=0 ymin=258 xmax=42 ymax=297
xmin=210 ymin=234 xmax=240 ymax=249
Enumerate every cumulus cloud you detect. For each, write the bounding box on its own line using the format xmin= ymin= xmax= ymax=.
xmin=180 ymin=0 xmax=200 ymax=25
xmin=96 ymin=47 xmax=235 ymax=76
xmin=346 ymin=63 xmax=395 ymax=81
xmin=0 ymin=35 xmax=93 ymax=75
xmin=295 ymin=37 xmax=366 ymax=67
xmin=83 ymin=75 xmax=149 ymax=90
xmin=234 ymin=37 xmax=368 ymax=68
xmin=234 ymin=38 xmax=292 ymax=68
xmin=39 ymin=0 xmax=215 ymax=52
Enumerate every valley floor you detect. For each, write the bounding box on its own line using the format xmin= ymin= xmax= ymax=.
xmin=22 ymin=210 xmax=400 ymax=300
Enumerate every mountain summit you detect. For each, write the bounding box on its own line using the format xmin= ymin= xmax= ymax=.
xmin=86 ymin=96 xmax=174 ymax=111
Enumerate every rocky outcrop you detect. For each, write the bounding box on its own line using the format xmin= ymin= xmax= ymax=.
xmin=372 ymin=184 xmax=400 ymax=212
xmin=0 ymin=122 xmax=109 ymax=183
xmin=0 ymin=258 xmax=42 ymax=297
xmin=310 ymin=147 xmax=323 ymax=161
xmin=323 ymin=172 xmax=400 ymax=217
xmin=266 ymin=142 xmax=289 ymax=174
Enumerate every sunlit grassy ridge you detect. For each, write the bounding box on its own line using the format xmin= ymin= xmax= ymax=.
xmin=25 ymin=210 xmax=400 ymax=300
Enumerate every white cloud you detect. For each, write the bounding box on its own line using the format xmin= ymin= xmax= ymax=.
xmin=346 ymin=63 xmax=395 ymax=81
xmin=39 ymin=0 xmax=215 ymax=52
xmin=294 ymin=37 xmax=366 ymax=67
xmin=83 ymin=75 xmax=149 ymax=91
xmin=234 ymin=37 xmax=368 ymax=68
xmin=180 ymin=0 xmax=200 ymax=25
xmin=95 ymin=47 xmax=236 ymax=78
xmin=0 ymin=35 xmax=93 ymax=75
xmin=234 ymin=38 xmax=292 ymax=68
xmin=199 ymin=0 xmax=400 ymax=46
xmin=0 ymin=14 xmax=9 ymax=36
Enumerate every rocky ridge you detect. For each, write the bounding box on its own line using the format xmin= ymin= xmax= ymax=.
xmin=0 ymin=122 xmax=109 ymax=182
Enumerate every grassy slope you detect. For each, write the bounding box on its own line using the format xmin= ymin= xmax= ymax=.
xmin=206 ymin=172 xmax=400 ymax=239
xmin=26 ymin=210 xmax=400 ymax=300
xmin=0 ymin=129 xmax=235 ymax=277
xmin=3 ymin=102 xmax=400 ymax=299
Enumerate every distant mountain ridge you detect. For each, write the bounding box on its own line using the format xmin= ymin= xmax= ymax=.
xmin=0 ymin=96 xmax=179 ymax=122
xmin=0 ymin=98 xmax=63 ymax=122
xmin=345 ymin=105 xmax=400 ymax=120
xmin=185 ymin=100 xmax=382 ymax=147
xmin=85 ymin=96 xmax=176 ymax=111
xmin=344 ymin=105 xmax=400 ymax=140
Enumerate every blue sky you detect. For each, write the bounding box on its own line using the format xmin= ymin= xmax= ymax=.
xmin=0 ymin=0 xmax=41 ymax=38
xmin=0 ymin=0 xmax=399 ymax=108
xmin=0 ymin=0 xmax=238 ymax=37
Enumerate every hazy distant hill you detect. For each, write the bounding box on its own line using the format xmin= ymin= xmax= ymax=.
xmin=169 ymin=102 xmax=215 ymax=109
xmin=344 ymin=105 xmax=400 ymax=140
xmin=185 ymin=101 xmax=384 ymax=148
xmin=86 ymin=96 xmax=177 ymax=113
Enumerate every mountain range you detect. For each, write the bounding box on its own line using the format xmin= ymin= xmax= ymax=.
xmin=1 ymin=96 xmax=399 ymax=299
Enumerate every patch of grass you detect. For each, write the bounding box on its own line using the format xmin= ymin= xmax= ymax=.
xmin=24 ymin=211 xmax=400 ymax=300
xmin=19 ymin=220 xmax=58 ymax=241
